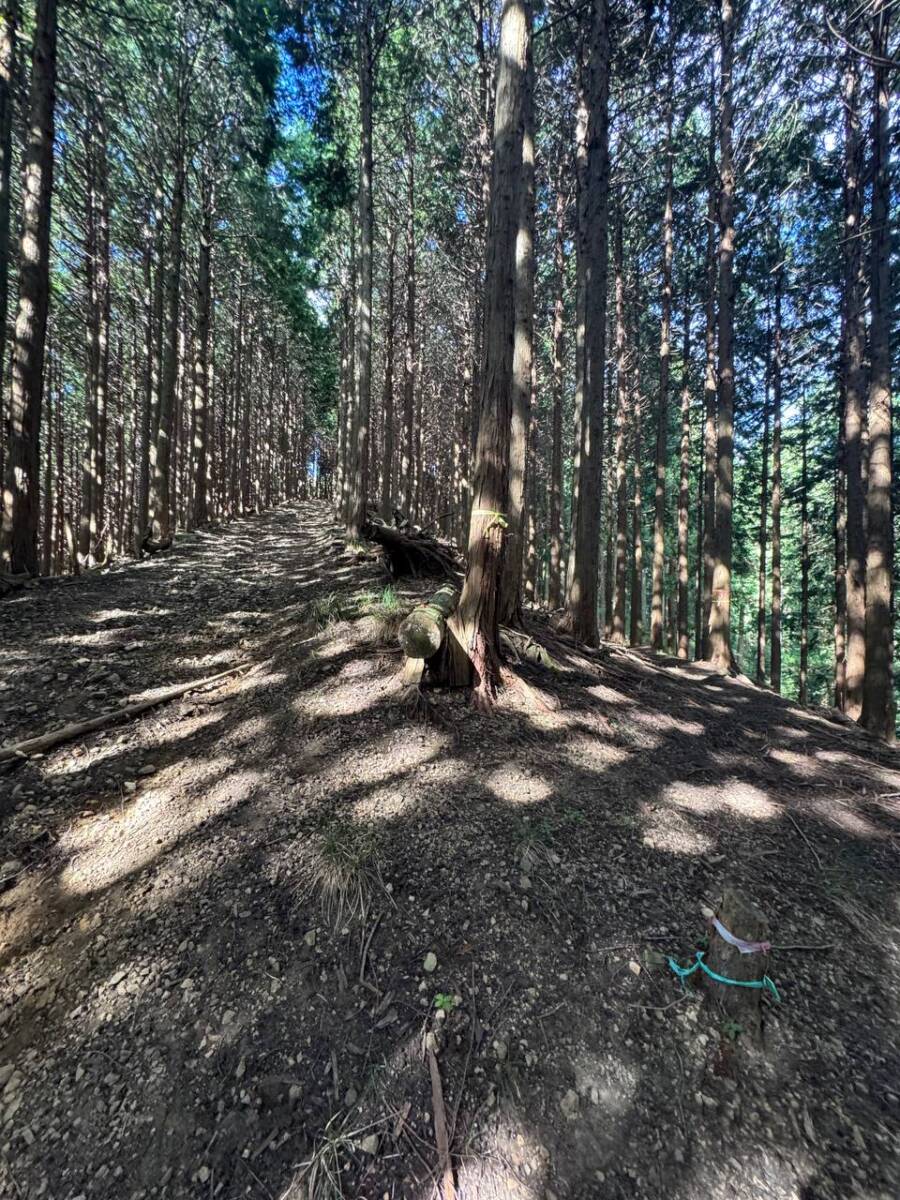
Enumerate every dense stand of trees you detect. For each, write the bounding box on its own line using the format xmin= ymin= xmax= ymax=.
xmin=315 ymin=0 xmax=896 ymax=739
xmin=0 ymin=0 xmax=336 ymax=585
xmin=0 ymin=0 xmax=895 ymax=740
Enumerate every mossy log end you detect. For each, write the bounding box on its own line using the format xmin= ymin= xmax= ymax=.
xmin=705 ymin=887 xmax=771 ymax=1039
xmin=398 ymin=584 xmax=460 ymax=659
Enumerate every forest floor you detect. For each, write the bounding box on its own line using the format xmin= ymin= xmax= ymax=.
xmin=1 ymin=499 xmax=899 ymax=1200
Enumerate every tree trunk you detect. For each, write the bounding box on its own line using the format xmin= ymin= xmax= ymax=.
xmin=548 ymin=178 xmax=565 ymax=610
xmin=611 ymin=199 xmax=628 ymax=643
xmin=449 ymin=0 xmax=531 ymax=702
xmin=651 ymin=42 xmax=674 ymax=651
xmin=192 ymin=167 xmax=213 ymax=526
xmin=841 ymin=44 xmax=867 ymax=720
xmin=629 ymin=279 xmax=643 ymax=646
xmin=348 ymin=13 xmax=373 ymax=540
xmin=676 ymin=310 xmax=691 ymax=659
xmin=0 ymin=0 xmax=18 ymax=484
xmin=756 ymin=321 xmax=770 ymax=684
xmin=709 ymin=0 xmax=735 ymax=672
xmin=799 ymin=392 xmax=809 ymax=705
xmin=770 ymin=264 xmax=783 ymax=693
xmin=0 ymin=0 xmax=57 ymax=576
xmin=499 ymin=43 xmax=535 ymax=626
xmin=380 ymin=225 xmax=396 ymax=520
xmin=861 ymin=0 xmax=894 ymax=741
xmin=401 ymin=119 xmax=416 ymax=517
xmin=565 ymin=0 xmax=610 ymax=645
xmin=701 ymin=59 xmax=717 ymax=660
xmin=148 ymin=94 xmax=186 ymax=546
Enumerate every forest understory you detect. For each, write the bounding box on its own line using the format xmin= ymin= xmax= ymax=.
xmin=0 ymin=500 xmax=898 ymax=1200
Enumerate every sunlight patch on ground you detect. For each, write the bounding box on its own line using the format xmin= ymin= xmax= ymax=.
xmin=57 ymin=765 xmax=257 ymax=896
xmin=486 ymin=766 xmax=552 ymax=806
xmin=663 ymin=778 xmax=779 ymax=820
xmin=627 ymin=710 xmax=706 ymax=737
xmin=805 ymin=798 xmax=881 ymax=839
xmin=586 ymin=682 xmax=633 ymax=705
xmin=641 ymin=804 xmax=717 ymax=855
xmin=44 ymin=708 xmax=225 ymax=777
xmin=302 ymin=679 xmax=390 ymax=719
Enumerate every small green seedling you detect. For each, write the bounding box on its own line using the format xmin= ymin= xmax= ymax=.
xmin=433 ymin=993 xmax=457 ymax=1014
xmin=722 ymin=1019 xmax=744 ymax=1042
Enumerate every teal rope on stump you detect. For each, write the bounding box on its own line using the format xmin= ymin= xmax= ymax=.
xmin=668 ymin=950 xmax=780 ymax=1002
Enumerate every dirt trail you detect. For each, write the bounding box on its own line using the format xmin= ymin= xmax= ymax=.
xmin=1 ymin=500 xmax=899 ymax=1200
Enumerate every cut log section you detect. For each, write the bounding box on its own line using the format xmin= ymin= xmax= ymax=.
xmin=398 ymin=584 xmax=460 ymax=660
xmin=705 ymin=887 xmax=771 ymax=1038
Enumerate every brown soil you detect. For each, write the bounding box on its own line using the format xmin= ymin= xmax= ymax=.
xmin=1 ymin=500 xmax=898 ymax=1200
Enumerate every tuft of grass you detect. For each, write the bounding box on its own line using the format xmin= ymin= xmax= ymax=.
xmin=292 ymin=1113 xmax=380 ymax=1200
xmin=514 ymin=816 xmax=558 ymax=875
xmin=303 ymin=819 xmax=385 ymax=928
xmin=354 ymin=585 xmax=408 ymax=645
xmin=307 ymin=592 xmax=346 ymax=629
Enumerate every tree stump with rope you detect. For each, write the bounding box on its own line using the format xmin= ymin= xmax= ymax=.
xmin=705 ymin=888 xmax=772 ymax=1040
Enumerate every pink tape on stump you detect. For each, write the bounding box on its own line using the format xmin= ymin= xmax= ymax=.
xmin=711 ymin=916 xmax=771 ymax=956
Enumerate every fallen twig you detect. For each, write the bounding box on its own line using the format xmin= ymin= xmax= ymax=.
xmin=787 ymin=812 xmax=823 ymax=869
xmin=427 ymin=1046 xmax=456 ymax=1200
xmin=0 ymin=662 xmax=252 ymax=764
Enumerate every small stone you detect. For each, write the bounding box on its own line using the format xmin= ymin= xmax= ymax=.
xmin=303 ymin=930 xmax=317 ymax=948
xmin=344 ymin=1087 xmax=358 ymax=1107
xmin=628 ymin=960 xmax=641 ymax=976
xmin=518 ymin=876 xmax=532 ymax=891
xmin=358 ymin=1133 xmax=379 ymax=1155
xmin=423 ymin=952 xmax=437 ymax=974
xmin=493 ymin=1040 xmax=508 ymax=1062
xmin=136 ymin=764 xmax=157 ymax=777
xmin=198 ymin=1166 xmax=210 ymax=1183
xmin=560 ymin=1089 xmax=579 ymax=1119
xmin=123 ymin=782 xmax=137 ymax=795
xmin=180 ymin=978 xmax=195 ymax=991
xmin=0 ymin=861 xmax=23 ymax=883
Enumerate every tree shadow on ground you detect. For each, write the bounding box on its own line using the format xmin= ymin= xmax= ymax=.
xmin=0 ymin=501 xmax=898 ymax=1200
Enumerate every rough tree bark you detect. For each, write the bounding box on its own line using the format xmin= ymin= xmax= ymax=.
xmin=709 ymin=0 xmax=735 ymax=672
xmin=449 ymin=0 xmax=531 ymax=702
xmin=611 ymin=198 xmax=628 ymax=643
xmin=380 ymin=224 xmax=395 ymax=520
xmin=651 ymin=38 xmax=674 ymax=652
xmin=841 ymin=43 xmax=867 ymax=721
xmin=861 ymin=0 xmax=894 ymax=742
xmin=548 ymin=175 xmax=566 ymax=610
xmin=0 ymin=0 xmax=57 ymax=576
xmin=191 ymin=165 xmax=213 ymax=526
xmin=499 ymin=42 xmax=535 ymax=626
xmin=770 ymin=260 xmax=783 ymax=693
xmin=147 ymin=85 xmax=186 ymax=547
xmin=676 ymin=310 xmax=691 ymax=659
xmin=755 ymin=325 xmax=770 ymax=685
xmin=348 ymin=11 xmax=373 ymax=541
xmin=565 ymin=0 xmax=610 ymax=645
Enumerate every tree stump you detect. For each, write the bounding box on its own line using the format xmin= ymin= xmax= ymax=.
xmin=704 ymin=888 xmax=771 ymax=1039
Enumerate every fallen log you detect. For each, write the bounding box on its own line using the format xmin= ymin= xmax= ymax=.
xmin=363 ymin=517 xmax=461 ymax=579
xmin=398 ymin=584 xmax=460 ymax=659
xmin=0 ymin=663 xmax=250 ymax=764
